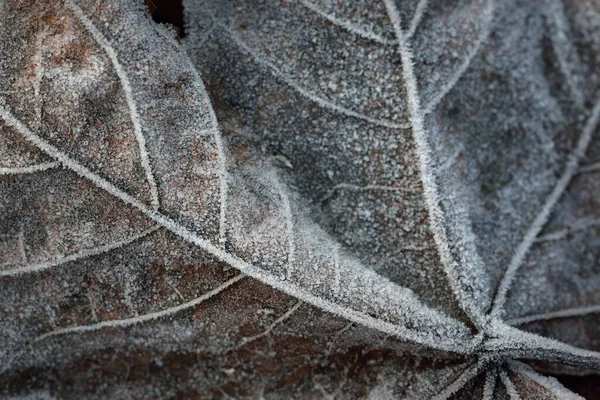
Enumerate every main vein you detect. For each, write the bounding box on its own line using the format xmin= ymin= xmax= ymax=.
xmin=382 ymin=0 xmax=485 ymax=328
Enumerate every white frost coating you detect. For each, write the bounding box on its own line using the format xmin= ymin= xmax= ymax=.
xmin=0 ymin=162 xmax=60 ymax=175
xmin=218 ymin=24 xmax=410 ymax=130
xmin=507 ymin=304 xmax=600 ymax=326
xmin=32 ymin=28 xmax=45 ymax=131
xmin=430 ymin=360 xmax=488 ymax=400
xmin=0 ymin=226 xmax=160 ymax=277
xmin=319 ymin=182 xmax=421 ymax=203
xmin=546 ymin=0 xmax=585 ymax=107
xmin=299 ymin=0 xmax=395 ymax=45
xmin=0 ymin=105 xmax=474 ymax=353
xmin=65 ymin=0 xmax=160 ymax=210
xmin=240 ymin=300 xmax=303 ymax=346
xmin=406 ymin=0 xmax=429 ymax=39
xmin=422 ymin=0 xmax=495 ymax=115
xmin=271 ymin=176 xmax=296 ymax=281
xmin=484 ymin=321 xmax=600 ymax=370
xmin=382 ymin=0 xmax=486 ymax=327
xmin=34 ymin=274 xmax=246 ymax=342
xmin=508 ymin=361 xmax=585 ymax=400
xmin=491 ymin=95 xmax=600 ymax=317
xmin=482 ymin=369 xmax=497 ymax=400
xmin=535 ymin=217 xmax=600 ymax=242
xmin=154 ymin=26 xmax=230 ymax=248
xmin=332 ymin=245 xmax=341 ymax=296
xmin=499 ymin=370 xmax=521 ymax=400
xmin=17 ymin=227 xmax=27 ymax=263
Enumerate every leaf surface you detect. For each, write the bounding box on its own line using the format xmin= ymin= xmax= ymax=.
xmin=1 ymin=0 xmax=600 ymax=398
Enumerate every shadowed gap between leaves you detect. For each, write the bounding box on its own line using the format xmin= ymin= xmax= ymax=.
xmin=145 ymin=0 xmax=185 ymax=37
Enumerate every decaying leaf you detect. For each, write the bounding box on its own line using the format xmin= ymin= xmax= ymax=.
xmin=0 ymin=0 xmax=599 ymax=398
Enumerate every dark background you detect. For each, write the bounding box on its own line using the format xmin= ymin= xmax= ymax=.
xmin=144 ymin=1 xmax=597 ymax=398
xmin=145 ymin=0 xmax=185 ymax=37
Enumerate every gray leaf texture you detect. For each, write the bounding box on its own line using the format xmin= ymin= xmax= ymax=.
xmin=0 ymin=0 xmax=599 ymax=398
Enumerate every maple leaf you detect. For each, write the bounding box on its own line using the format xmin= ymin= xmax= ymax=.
xmin=0 ymin=0 xmax=599 ymax=399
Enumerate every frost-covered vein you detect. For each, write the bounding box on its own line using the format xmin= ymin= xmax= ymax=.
xmin=319 ymin=182 xmax=421 ymax=203
xmin=482 ymin=369 xmax=497 ymax=400
xmin=508 ymin=361 xmax=585 ymax=400
xmin=507 ymin=304 xmax=600 ymax=326
xmin=0 ymin=162 xmax=60 ymax=175
xmin=579 ymin=161 xmax=600 ymax=174
xmin=32 ymin=28 xmax=45 ymax=132
xmin=438 ymin=146 xmax=464 ymax=173
xmin=422 ymin=0 xmax=495 ymax=115
xmin=485 ymin=322 xmax=600 ymax=370
xmin=298 ymin=0 xmax=395 ymax=45
xmin=326 ymin=320 xmax=353 ymax=355
xmin=170 ymin=283 xmax=186 ymax=301
xmin=546 ymin=0 xmax=585 ymax=107
xmin=240 ymin=301 xmax=302 ymax=346
xmin=430 ymin=360 xmax=488 ymax=400
xmin=65 ymin=0 xmax=160 ymax=210
xmin=272 ymin=177 xmax=295 ymax=281
xmin=335 ymin=321 xmax=354 ymax=337
xmin=491 ymin=96 xmax=600 ymax=317
xmin=535 ymin=217 xmax=600 ymax=242
xmin=33 ymin=274 xmax=246 ymax=342
xmin=332 ymin=245 xmax=341 ymax=296
xmin=154 ymin=25 xmax=229 ymax=247
xmin=406 ymin=0 xmax=428 ymax=39
xmin=383 ymin=0 xmax=486 ymax=327
xmin=0 ymin=104 xmax=472 ymax=352
xmin=17 ymin=227 xmax=27 ymax=262
xmin=0 ymin=31 xmax=63 ymax=178
xmin=500 ymin=370 xmax=520 ymax=400
xmin=217 ymin=24 xmax=409 ymax=129
xmin=0 ymin=226 xmax=159 ymax=277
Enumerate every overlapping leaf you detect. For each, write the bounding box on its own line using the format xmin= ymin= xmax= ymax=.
xmin=183 ymin=0 xmax=600 ymax=397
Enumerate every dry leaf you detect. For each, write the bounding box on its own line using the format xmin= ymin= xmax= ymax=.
xmin=1 ymin=0 xmax=599 ymax=398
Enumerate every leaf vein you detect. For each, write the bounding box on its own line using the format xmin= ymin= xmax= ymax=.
xmin=491 ymin=95 xmax=600 ymax=317
xmin=422 ymin=0 xmax=495 ymax=115
xmin=33 ymin=274 xmax=246 ymax=342
xmin=508 ymin=361 xmax=585 ymax=399
xmin=217 ymin=23 xmax=409 ymax=129
xmin=0 ymin=226 xmax=159 ymax=277
xmin=430 ymin=359 xmax=488 ymax=400
xmin=239 ymin=300 xmax=302 ymax=347
xmin=299 ymin=0 xmax=395 ymax=45
xmin=66 ymin=0 xmax=160 ymax=209
xmin=383 ymin=0 xmax=486 ymax=327
xmin=499 ymin=369 xmax=521 ymax=400
xmin=0 ymin=162 xmax=60 ymax=175
xmin=406 ymin=0 xmax=429 ymax=39
xmin=507 ymin=304 xmax=600 ymax=326
xmin=148 ymin=24 xmax=230 ymax=247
